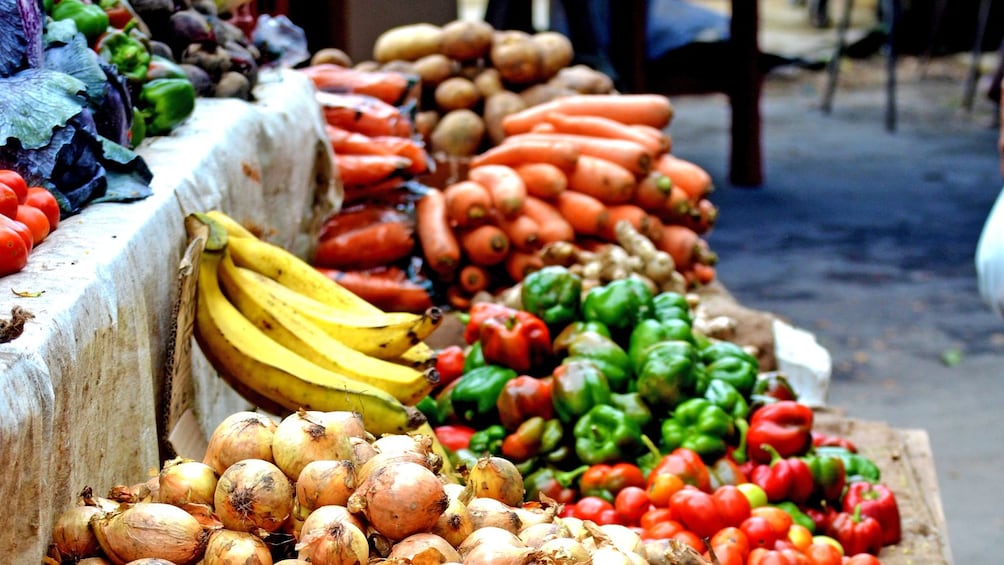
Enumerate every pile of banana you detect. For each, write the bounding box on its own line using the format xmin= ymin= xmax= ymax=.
xmin=185 ymin=211 xmax=444 ymax=436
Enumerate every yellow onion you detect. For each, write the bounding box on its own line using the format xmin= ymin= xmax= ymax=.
xmin=295 ymin=459 xmax=355 ymax=512
xmin=271 ymin=410 xmax=355 ymax=481
xmin=462 ymin=542 xmax=541 ymax=565
xmin=274 ymin=560 xmax=310 ymax=565
xmin=346 ymin=460 xmax=447 ymax=541
xmin=77 ymin=558 xmax=113 ymax=564
xmin=388 ymin=532 xmax=461 ymax=563
xmin=347 ymin=436 xmax=377 ymax=467
xmin=538 ymin=536 xmax=591 ymax=564
xmin=465 ymin=456 xmax=525 ymax=506
xmin=518 ymin=522 xmax=567 ymax=549
xmin=91 ymin=502 xmax=206 ymax=565
xmin=158 ymin=458 xmax=218 ymax=507
xmin=299 ymin=505 xmax=365 ymax=536
xmin=202 ymin=529 xmax=272 ymax=564
xmin=51 ymin=505 xmax=103 ymax=559
xmin=214 ymin=458 xmax=293 ymax=534
xmin=457 ymin=526 xmax=524 ymax=558
xmin=370 ymin=431 xmax=432 ymax=457
xmin=295 ymin=513 xmax=369 ymax=565
xmin=122 ymin=560 xmax=179 ymax=564
xmin=465 ymin=497 xmax=523 ymax=534
xmin=430 ymin=482 xmax=473 ymax=547
xmin=204 ymin=412 xmax=279 ymax=475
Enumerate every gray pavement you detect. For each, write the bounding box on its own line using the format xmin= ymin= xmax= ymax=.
xmin=665 ymin=55 xmax=1003 ymax=564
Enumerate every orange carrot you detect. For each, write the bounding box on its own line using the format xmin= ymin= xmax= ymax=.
xmin=468 ymin=164 xmax=527 ymax=218
xmin=443 ymin=180 xmax=493 ymax=228
xmin=504 ymin=249 xmax=544 ymax=282
xmin=634 ymin=171 xmax=692 ymax=217
xmin=468 ymin=139 xmax=579 ymax=171
xmin=504 ymin=132 xmax=650 ymax=176
xmin=529 ymin=122 xmax=557 ymax=133
xmin=415 ymin=188 xmax=462 ymax=279
xmin=446 ymin=283 xmax=474 ymax=310
xmin=327 ymin=124 xmax=394 ymax=156
xmin=316 ymin=266 xmax=433 ymax=313
xmin=313 ymin=220 xmax=415 ymax=270
xmin=629 ymin=124 xmax=672 ymax=154
xmin=566 ymin=155 xmax=637 ymax=205
xmin=553 ymin=190 xmax=610 ymax=238
xmin=301 ymin=63 xmax=418 ymax=106
xmin=458 ymin=263 xmax=490 ymax=294
xmin=370 ymin=135 xmax=432 ymax=175
xmin=653 ymin=154 xmax=714 ymax=202
xmin=492 ymin=209 xmax=542 ymax=251
xmin=520 ymin=195 xmax=575 ymax=244
xmin=502 ymin=94 xmax=674 ymax=135
xmin=673 ymin=198 xmax=719 ymax=235
xmin=688 ymin=262 xmax=717 ymax=286
xmin=599 ymin=204 xmax=659 ymax=242
xmin=341 ymin=177 xmax=408 ymax=205
xmin=515 ymin=162 xmax=567 ymax=199
xmin=545 ymin=112 xmax=664 ymax=158
xmin=655 ymin=224 xmax=717 ymax=270
xmin=318 ymin=92 xmax=413 ymax=137
xmin=334 ymin=153 xmax=412 ymax=186
xmin=458 ymin=224 xmax=511 ymax=266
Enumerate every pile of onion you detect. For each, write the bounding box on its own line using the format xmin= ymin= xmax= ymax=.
xmin=214 ymin=458 xmax=294 ymax=534
xmin=90 ymin=502 xmax=206 ymax=564
xmin=203 ymin=411 xmax=279 ymax=475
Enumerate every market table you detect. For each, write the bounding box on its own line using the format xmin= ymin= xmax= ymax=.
xmin=0 ymin=68 xmax=338 ymax=563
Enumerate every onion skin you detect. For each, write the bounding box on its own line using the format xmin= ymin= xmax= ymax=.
xmin=461 ymin=542 xmax=541 ymax=565
xmin=296 ymin=519 xmax=369 ymax=565
xmin=203 ymin=412 xmax=278 ymax=475
xmin=51 ymin=505 xmax=103 ymax=559
xmin=388 ymin=532 xmax=462 ymax=563
xmin=274 ymin=561 xmax=311 ymax=565
xmin=430 ymin=483 xmax=473 ymax=548
xmin=299 ymin=505 xmax=365 ymax=536
xmin=538 ymin=536 xmax=591 ymax=564
xmin=272 ymin=410 xmax=355 ymax=481
xmin=465 ymin=456 xmax=525 ymax=507
xmin=202 ymin=529 xmax=272 ymax=565
xmin=348 ymin=436 xmax=378 ymax=467
xmin=295 ymin=459 xmax=355 ymax=511
xmin=347 ymin=460 xmax=448 ymax=541
xmin=457 ymin=526 xmax=524 ymax=558
xmin=214 ymin=458 xmax=294 ymax=534
xmin=465 ymin=497 xmax=523 ymax=534
xmin=158 ymin=458 xmax=219 ymax=507
xmin=78 ymin=559 xmax=113 ymax=565
xmin=122 ymin=559 xmax=179 ymax=564
xmin=91 ymin=502 xmax=206 ymax=565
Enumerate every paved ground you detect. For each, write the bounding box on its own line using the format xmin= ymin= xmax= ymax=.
xmin=666 ymin=47 xmax=1003 ymax=564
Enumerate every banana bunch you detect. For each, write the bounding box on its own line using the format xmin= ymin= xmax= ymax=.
xmin=186 ymin=211 xmax=444 ymax=436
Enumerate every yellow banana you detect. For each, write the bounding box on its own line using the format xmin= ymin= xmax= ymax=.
xmin=204 ymin=209 xmax=258 ymax=239
xmin=396 ymin=341 xmax=439 ymax=369
xmin=230 ymin=263 xmax=442 ymax=359
xmin=217 ymin=250 xmax=438 ymax=405
xmin=192 ymin=239 xmax=425 ymax=435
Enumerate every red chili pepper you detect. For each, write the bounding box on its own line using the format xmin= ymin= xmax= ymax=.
xmin=668 ymin=484 xmax=751 ymax=539
xmin=747 ymin=400 xmax=814 ymax=463
xmin=749 ymin=444 xmax=815 ymax=504
xmin=827 ymin=504 xmax=884 ymax=556
xmin=842 ymin=481 xmax=902 ymax=546
xmin=812 ymin=431 xmax=858 ymax=453
xmin=478 ymin=310 xmax=552 ymax=374
xmin=434 ymin=345 xmax=466 ymax=390
xmin=433 ymin=424 xmax=476 ymax=452
xmin=646 ymin=447 xmax=712 ymax=493
xmin=495 ymin=375 xmax=554 ymax=431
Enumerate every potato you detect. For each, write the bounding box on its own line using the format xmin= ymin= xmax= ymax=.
xmin=473 ymin=67 xmax=504 ymax=98
xmin=354 ymin=60 xmax=380 ymax=72
xmin=431 ymin=109 xmax=486 ymax=157
xmin=550 ymin=64 xmax=615 ymax=94
xmin=439 ymin=19 xmax=494 ymax=62
xmin=531 ymin=31 xmax=574 ymax=81
xmin=310 ymin=47 xmax=352 ymax=67
xmin=519 ymin=83 xmax=575 ymax=107
xmin=414 ymin=110 xmax=440 ymax=147
xmin=482 ymin=90 xmax=527 ymax=146
xmin=434 ymin=76 xmax=481 ymax=112
xmin=412 ymin=53 xmax=457 ymax=87
xmin=381 ymin=59 xmax=417 ymax=75
xmin=373 ymin=22 xmax=443 ymax=63
xmin=490 ymin=31 xmax=542 ymax=85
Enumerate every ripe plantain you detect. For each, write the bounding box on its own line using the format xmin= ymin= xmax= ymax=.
xmin=188 ymin=217 xmax=425 ymax=435
xmin=217 ymin=250 xmax=439 ymax=405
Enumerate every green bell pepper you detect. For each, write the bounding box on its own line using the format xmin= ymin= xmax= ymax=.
xmin=814 ymin=446 xmax=882 ymax=484
xmin=627 ymin=317 xmax=696 ymax=372
xmin=449 ymin=364 xmax=518 ymax=426
xmin=573 ymin=404 xmax=643 ymax=465
xmin=802 ymin=452 xmax=848 ymax=502
xmin=700 ymin=340 xmax=760 ymax=369
xmin=468 ymin=424 xmax=507 ymax=455
xmin=51 ymin=0 xmax=110 ymax=42
xmin=774 ymin=501 xmax=816 ymax=533
xmin=463 ymin=341 xmax=486 ymax=372
xmin=552 ymin=320 xmax=611 ymax=355
xmin=660 ymin=397 xmax=735 ymax=461
xmin=146 ymin=54 xmax=189 ymax=80
xmin=610 ymin=392 xmax=653 ymax=430
xmin=96 ymin=27 xmax=151 ymax=82
xmin=129 ymin=106 xmax=146 ymax=148
xmin=415 ymin=395 xmax=443 ymax=426
xmin=520 ymin=265 xmax=583 ymax=329
xmin=550 ymin=359 xmax=612 ymax=424
xmin=652 ymin=291 xmax=693 ymax=324
xmin=634 ymin=340 xmax=700 ymax=409
xmin=138 ymin=78 xmax=196 ymax=136
xmin=563 ymin=330 xmax=633 ymax=392
xmin=581 ymin=277 xmax=654 ymax=342
xmin=449 ymin=448 xmax=479 ymax=470
xmin=703 ymin=379 xmax=750 ymax=420
xmin=697 ymin=355 xmax=759 ymax=397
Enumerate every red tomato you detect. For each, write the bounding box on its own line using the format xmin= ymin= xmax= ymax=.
xmin=804 ymin=542 xmax=843 ymax=565
xmin=707 ymin=543 xmax=747 ymax=565
xmin=742 ymin=515 xmax=781 ymax=550
xmin=0 ymin=215 xmax=33 ymax=254
xmin=843 ymin=554 xmax=882 ymax=565
xmin=647 ymin=471 xmax=685 ymax=507
xmin=639 ymin=507 xmax=674 ymax=531
xmin=16 ymin=205 xmax=49 ymax=246
xmin=641 ymin=519 xmax=683 ymax=540
xmin=0 ymin=170 xmax=28 ymax=203
xmin=671 ymin=529 xmax=705 ymax=552
xmin=25 ymin=187 xmax=60 ymax=230
xmin=614 ymin=486 xmax=651 ymax=526
xmin=571 ymin=496 xmax=614 ymax=523
xmin=0 ymin=184 xmax=17 ymax=219
xmin=710 ymin=526 xmax=751 ymax=557
xmin=752 ymin=506 xmax=794 ymax=538
xmin=0 ymin=224 xmax=29 ymax=276
xmin=596 ymin=507 xmax=619 ymax=525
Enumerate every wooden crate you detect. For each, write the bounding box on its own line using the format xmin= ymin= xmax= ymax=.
xmin=813 ymin=411 xmax=953 ymax=564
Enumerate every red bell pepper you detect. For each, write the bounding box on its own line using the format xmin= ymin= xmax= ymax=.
xmin=434 ymin=345 xmax=466 ymax=390
xmin=495 ymin=375 xmax=554 ymax=431
xmin=842 ymin=481 xmax=902 ymax=545
xmin=812 ymin=431 xmax=858 ymax=453
xmin=750 ymin=445 xmax=815 ymax=504
xmin=646 ymin=447 xmax=712 ymax=493
xmin=668 ymin=484 xmax=751 ymax=539
xmin=433 ymin=424 xmax=476 ymax=452
xmin=827 ymin=504 xmax=884 ymax=556
xmin=580 ymin=462 xmax=646 ymax=502
xmin=476 ymin=309 xmax=552 ymax=374
xmin=747 ymin=400 xmax=814 ymax=463
xmin=463 ymin=302 xmax=518 ymax=344
xmin=708 ymin=454 xmax=749 ymax=490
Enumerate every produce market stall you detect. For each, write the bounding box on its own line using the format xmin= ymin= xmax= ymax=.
xmin=0 ymin=68 xmax=337 ymax=563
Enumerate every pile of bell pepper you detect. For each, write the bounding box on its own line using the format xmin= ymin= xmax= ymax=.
xmin=421 ymin=266 xmax=903 ymax=564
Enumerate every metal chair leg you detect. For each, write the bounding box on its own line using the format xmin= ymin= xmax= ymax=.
xmin=821 ymin=0 xmax=854 ymax=113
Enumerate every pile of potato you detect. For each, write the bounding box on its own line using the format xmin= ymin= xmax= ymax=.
xmin=312 ymin=19 xmax=616 ymax=158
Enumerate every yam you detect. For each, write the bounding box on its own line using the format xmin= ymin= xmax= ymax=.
xmin=412 ymin=53 xmax=457 ymax=87
xmin=431 ymin=109 xmax=486 ymax=157
xmin=434 ymin=76 xmax=482 ymax=112
xmin=373 ymin=22 xmax=443 ymax=63
xmin=531 ymin=31 xmax=574 ymax=81
xmin=439 ymin=19 xmax=494 ymax=61
xmin=483 ymin=91 xmax=527 ymax=146
xmin=490 ymin=30 xmax=542 ymax=85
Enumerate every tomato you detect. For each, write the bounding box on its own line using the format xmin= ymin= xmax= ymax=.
xmin=707 ymin=543 xmax=746 ymax=565
xmin=742 ymin=515 xmax=781 ymax=550
xmin=0 ymin=215 xmax=33 ymax=254
xmin=737 ymin=482 xmax=769 ymax=508
xmin=787 ymin=523 xmax=814 ymax=552
xmin=671 ymin=529 xmax=705 ymax=552
xmin=614 ymin=486 xmax=651 ymax=526
xmin=639 ymin=508 xmax=673 ymax=531
xmin=641 ymin=518 xmax=683 ymax=540
xmin=0 ymin=184 xmax=17 ymax=219
xmin=842 ymin=554 xmax=881 ymax=565
xmin=25 ymin=187 xmax=60 ymax=230
xmin=0 ymin=224 xmax=28 ymax=276
xmin=752 ymin=506 xmax=794 ymax=538
xmin=0 ymin=170 xmax=28 ymax=203
xmin=710 ymin=526 xmax=751 ymax=557
xmin=571 ymin=496 xmax=614 ymax=523
xmin=804 ymin=541 xmax=843 ymax=565
xmin=748 ymin=547 xmax=810 ymax=565
xmin=647 ymin=471 xmax=685 ymax=507
xmin=16 ymin=205 xmax=49 ymax=246
xmin=596 ymin=507 xmax=619 ymax=525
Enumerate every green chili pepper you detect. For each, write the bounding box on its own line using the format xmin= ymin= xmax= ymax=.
xmin=563 ymin=330 xmax=633 ymax=392
xmin=138 ymin=78 xmax=196 ymax=136
xmin=703 ymin=379 xmax=750 ymax=420
xmin=627 ymin=317 xmax=696 ymax=372
xmin=573 ymin=404 xmax=643 ymax=465
xmin=520 ymin=265 xmax=583 ymax=330
xmin=581 ymin=277 xmax=655 ymax=343
xmin=660 ymin=397 xmax=734 ymax=461
xmin=635 ymin=340 xmax=700 ymax=409
xmin=468 ymin=424 xmax=507 ymax=455
xmin=51 ymin=0 xmax=110 ymax=42
xmin=449 ymin=364 xmax=518 ymax=426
